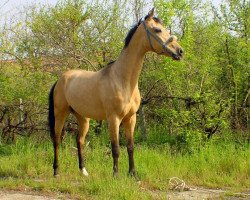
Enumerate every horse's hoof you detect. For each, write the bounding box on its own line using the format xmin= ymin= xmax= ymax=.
xmin=113 ymin=171 xmax=119 ymax=178
xmin=54 ymin=174 xmax=60 ymax=178
xmin=128 ymin=171 xmax=140 ymax=182
xmin=81 ymin=168 xmax=89 ymax=177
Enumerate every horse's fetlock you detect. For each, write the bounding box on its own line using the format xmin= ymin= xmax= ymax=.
xmin=53 ymin=163 xmax=58 ymax=169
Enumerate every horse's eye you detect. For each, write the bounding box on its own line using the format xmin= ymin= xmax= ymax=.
xmin=153 ymin=27 xmax=162 ymax=33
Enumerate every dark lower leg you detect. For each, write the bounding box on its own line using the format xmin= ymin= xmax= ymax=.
xmin=53 ymin=141 xmax=59 ymax=176
xmin=77 ymin=138 xmax=84 ymax=170
xmin=76 ymin=134 xmax=89 ymax=176
xmin=127 ymin=139 xmax=136 ymax=176
xmin=74 ymin=115 xmax=89 ymax=176
xmin=111 ymin=141 xmax=120 ymax=176
xmin=52 ymin=107 xmax=69 ymax=177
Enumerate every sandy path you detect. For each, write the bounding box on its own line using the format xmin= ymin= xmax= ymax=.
xmin=166 ymin=188 xmax=249 ymax=200
xmin=142 ymin=186 xmax=250 ymax=200
xmin=0 ymin=191 xmax=59 ymax=200
xmin=0 ymin=188 xmax=249 ymax=200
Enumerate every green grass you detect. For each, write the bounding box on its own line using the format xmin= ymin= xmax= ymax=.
xmin=0 ymin=135 xmax=249 ymax=199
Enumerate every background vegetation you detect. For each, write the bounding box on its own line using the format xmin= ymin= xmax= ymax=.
xmin=0 ymin=0 xmax=249 ymax=198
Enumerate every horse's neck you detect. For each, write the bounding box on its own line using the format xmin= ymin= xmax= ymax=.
xmin=113 ymin=36 xmax=146 ymax=94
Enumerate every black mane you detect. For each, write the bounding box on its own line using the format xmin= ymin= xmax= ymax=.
xmin=124 ymin=19 xmax=142 ymax=48
xmin=107 ymin=60 xmax=115 ymax=66
xmin=124 ymin=15 xmax=162 ymax=48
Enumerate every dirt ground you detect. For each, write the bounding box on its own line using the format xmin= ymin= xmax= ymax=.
xmin=166 ymin=188 xmax=250 ymax=200
xmin=0 ymin=188 xmax=249 ymax=200
xmin=154 ymin=187 xmax=250 ymax=200
xmin=0 ymin=191 xmax=57 ymax=200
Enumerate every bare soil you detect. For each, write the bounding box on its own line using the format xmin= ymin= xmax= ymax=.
xmin=141 ymin=184 xmax=250 ymax=200
xmin=0 ymin=190 xmax=60 ymax=200
xmin=0 ymin=188 xmax=249 ymax=200
xmin=166 ymin=188 xmax=250 ymax=200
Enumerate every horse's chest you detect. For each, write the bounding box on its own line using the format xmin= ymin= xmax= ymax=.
xmin=103 ymin=87 xmax=141 ymax=119
xmin=115 ymin=96 xmax=140 ymax=118
xmin=120 ymin=102 xmax=132 ymax=117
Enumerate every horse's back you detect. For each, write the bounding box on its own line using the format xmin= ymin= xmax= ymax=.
xmin=62 ymin=69 xmax=96 ymax=81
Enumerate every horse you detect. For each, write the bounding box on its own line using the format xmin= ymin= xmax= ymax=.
xmin=48 ymin=8 xmax=183 ymax=178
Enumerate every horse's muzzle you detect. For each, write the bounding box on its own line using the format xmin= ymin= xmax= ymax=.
xmin=172 ymin=48 xmax=184 ymax=60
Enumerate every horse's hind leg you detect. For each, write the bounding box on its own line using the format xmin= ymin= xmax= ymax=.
xmin=74 ymin=113 xmax=89 ymax=176
xmin=53 ymin=107 xmax=69 ymax=176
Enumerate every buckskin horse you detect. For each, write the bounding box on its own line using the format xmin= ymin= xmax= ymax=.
xmin=48 ymin=8 xmax=183 ymax=178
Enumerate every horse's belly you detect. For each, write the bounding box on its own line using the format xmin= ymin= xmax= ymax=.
xmin=69 ymin=99 xmax=106 ymax=120
xmin=79 ymin=107 xmax=106 ymax=120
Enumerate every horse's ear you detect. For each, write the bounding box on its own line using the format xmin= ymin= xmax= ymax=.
xmin=148 ymin=8 xmax=154 ymax=19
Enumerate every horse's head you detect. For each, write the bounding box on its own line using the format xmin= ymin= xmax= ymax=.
xmin=142 ymin=8 xmax=183 ymax=60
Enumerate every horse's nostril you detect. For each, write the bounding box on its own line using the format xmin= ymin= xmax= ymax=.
xmin=179 ymin=48 xmax=183 ymax=55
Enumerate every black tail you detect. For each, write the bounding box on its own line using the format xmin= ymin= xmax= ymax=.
xmin=48 ymin=82 xmax=57 ymax=139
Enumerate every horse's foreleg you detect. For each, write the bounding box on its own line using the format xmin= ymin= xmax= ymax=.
xmin=123 ymin=114 xmax=138 ymax=179
xmin=75 ymin=113 xmax=89 ymax=176
xmin=108 ymin=117 xmax=121 ymax=177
